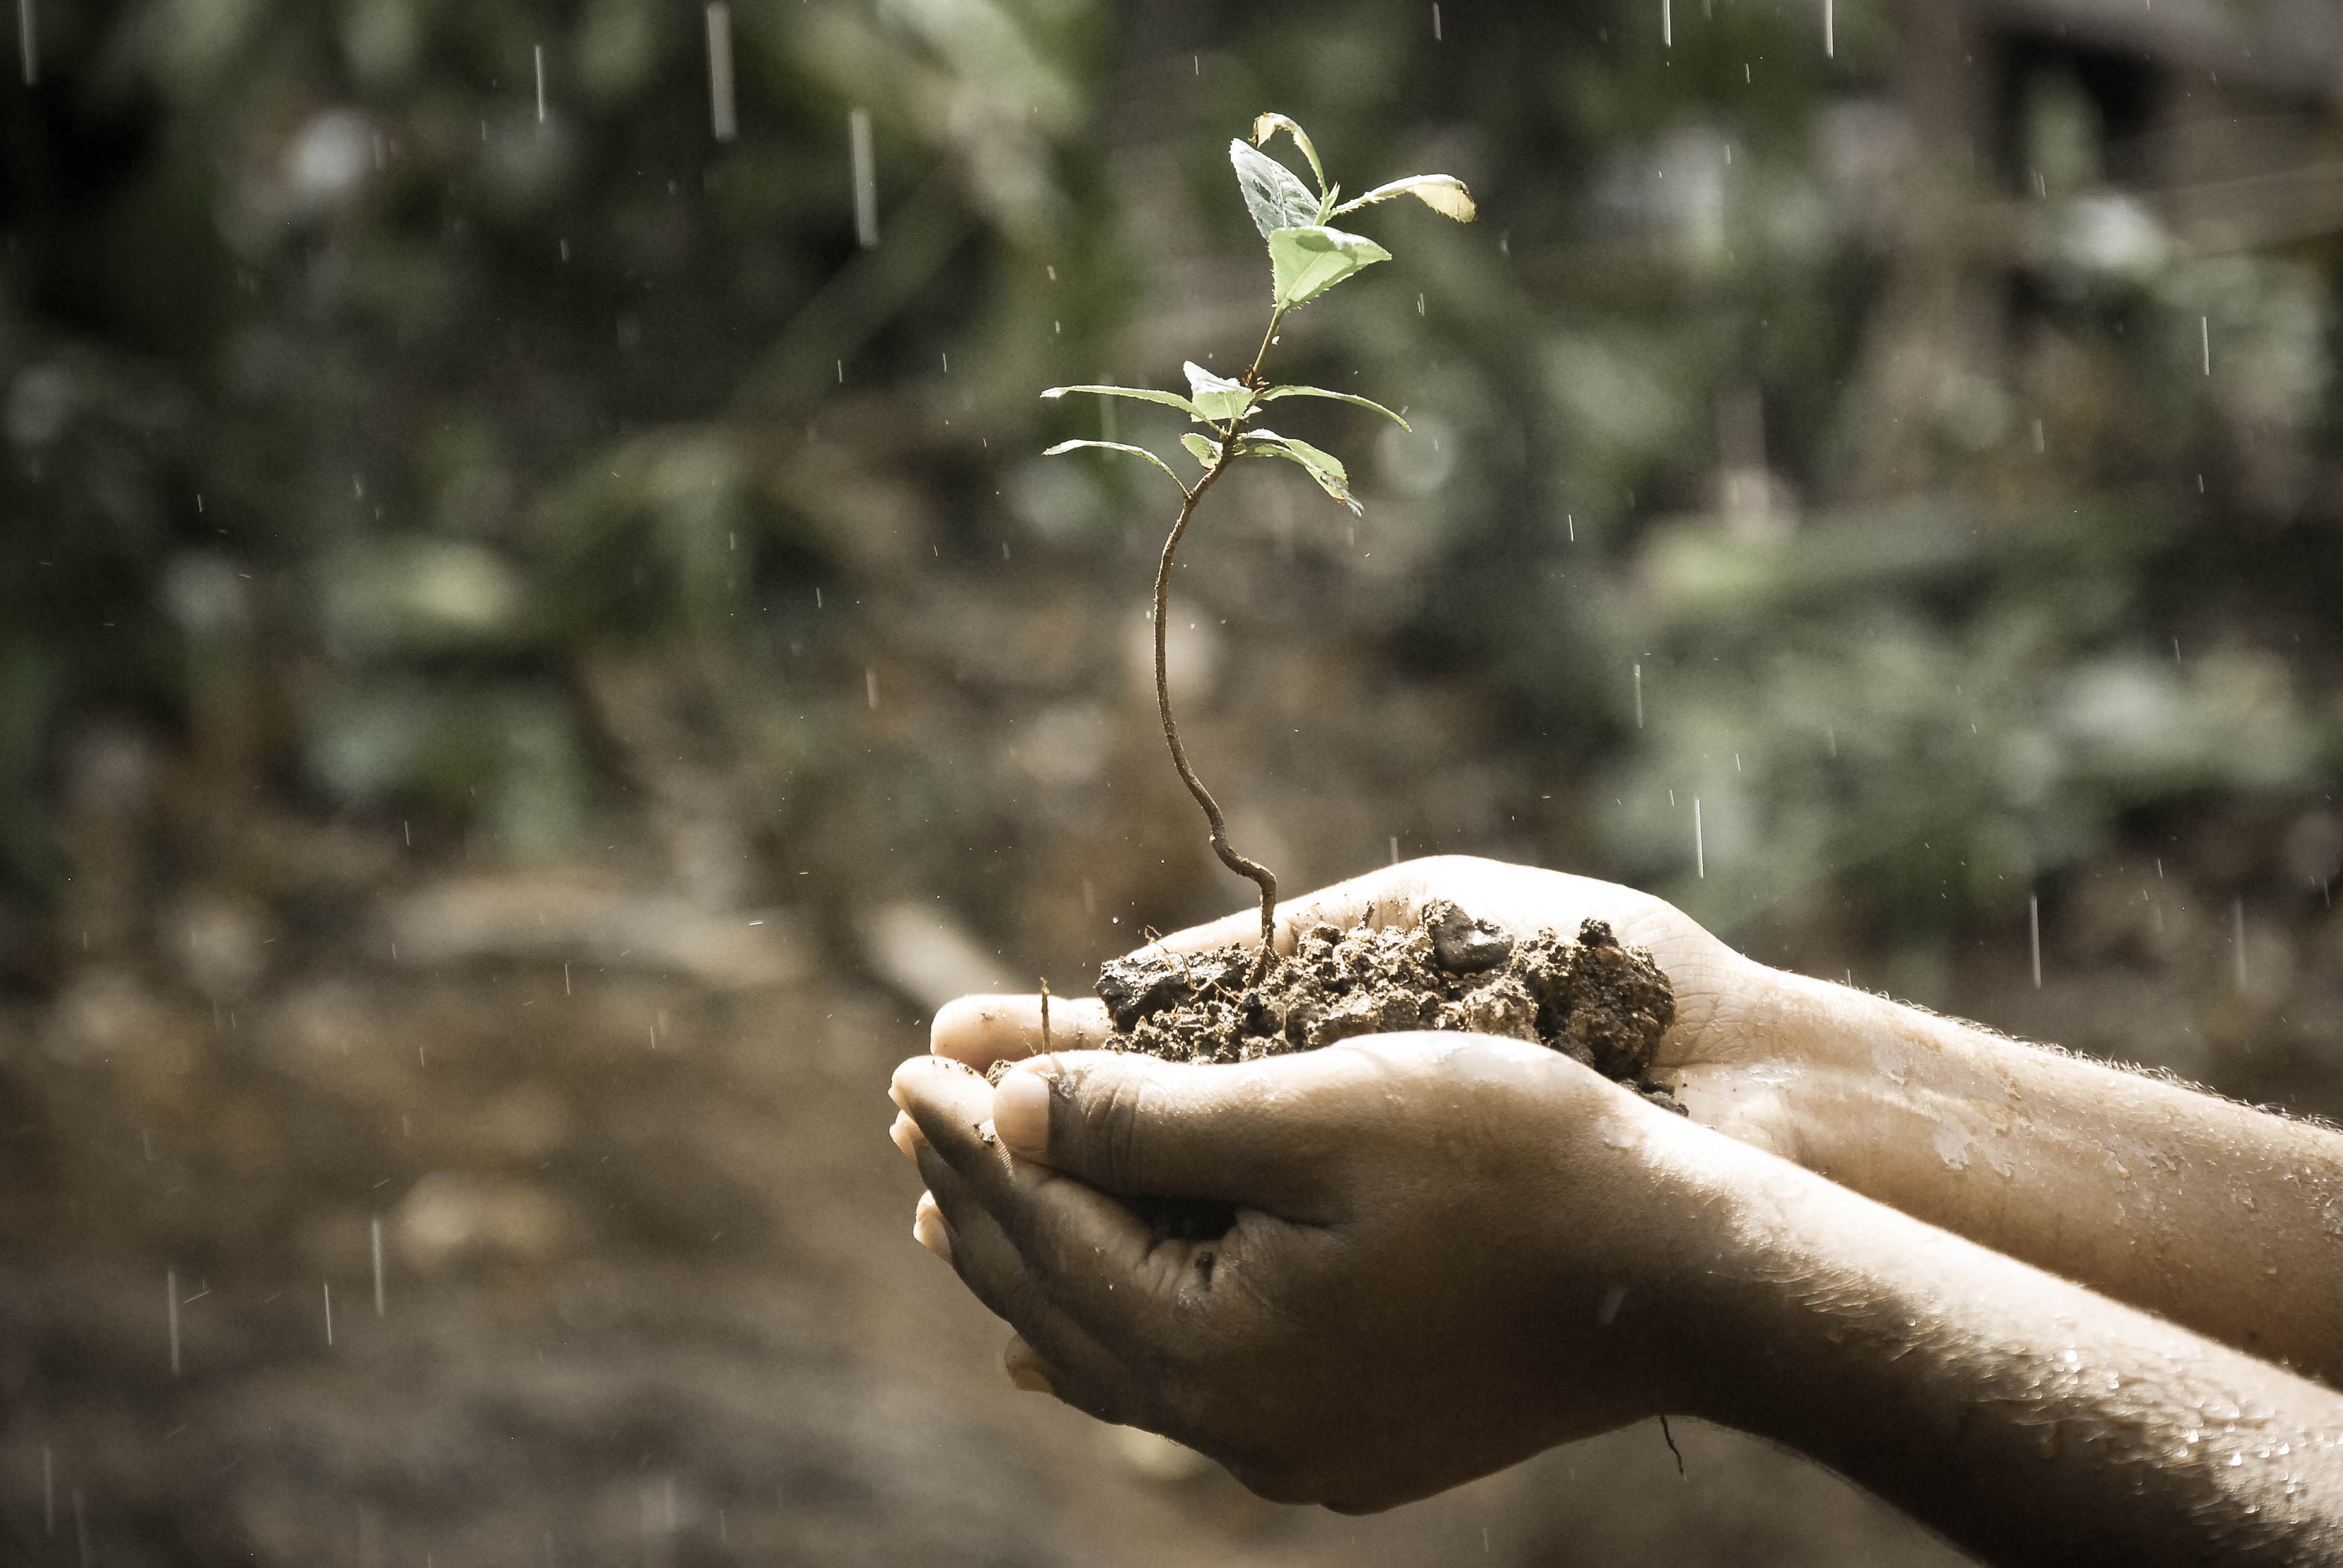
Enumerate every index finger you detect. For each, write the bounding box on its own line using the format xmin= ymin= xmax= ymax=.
xmin=931 ymin=993 xmax=1115 ymax=1072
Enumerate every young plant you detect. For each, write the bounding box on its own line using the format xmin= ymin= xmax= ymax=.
xmin=1040 ymin=114 xmax=1475 ymax=981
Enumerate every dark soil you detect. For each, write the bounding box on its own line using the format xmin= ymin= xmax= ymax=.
xmin=1071 ymin=903 xmax=1679 ymax=1238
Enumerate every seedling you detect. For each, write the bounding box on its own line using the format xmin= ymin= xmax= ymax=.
xmin=1041 ymin=114 xmax=1474 ymax=980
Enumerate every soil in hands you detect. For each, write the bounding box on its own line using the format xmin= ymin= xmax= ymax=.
xmin=1061 ymin=902 xmax=1680 ymax=1240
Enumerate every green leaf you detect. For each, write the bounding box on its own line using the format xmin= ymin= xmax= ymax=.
xmin=1258 ymin=384 xmax=1411 ymax=430
xmin=1241 ymin=428 xmax=1360 ymax=514
xmin=1230 ymin=141 xmax=1322 ymax=241
xmin=1250 ymin=113 xmax=1325 ymax=193
xmin=1040 ymin=384 xmax=1205 ymax=418
xmin=1267 ymin=225 xmax=1392 ymax=309
xmin=1041 ymin=440 xmax=1187 ymax=491
xmin=1181 ymin=361 xmax=1255 ymax=423
xmin=1180 ymin=433 xmax=1221 ymax=466
xmin=1331 ymin=174 xmax=1478 ymax=223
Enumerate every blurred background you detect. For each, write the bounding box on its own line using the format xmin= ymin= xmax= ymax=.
xmin=5 ymin=0 xmax=2342 ymax=1560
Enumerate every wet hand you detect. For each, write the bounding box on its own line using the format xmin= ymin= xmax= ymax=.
xmin=890 ymin=1036 xmax=1715 ymax=1512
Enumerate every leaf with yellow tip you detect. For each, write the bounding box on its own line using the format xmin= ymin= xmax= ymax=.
xmin=1332 ymin=174 xmax=1477 ymax=223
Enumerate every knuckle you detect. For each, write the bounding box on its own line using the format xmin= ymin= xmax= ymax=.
xmin=1087 ymin=1068 xmax=1155 ymax=1187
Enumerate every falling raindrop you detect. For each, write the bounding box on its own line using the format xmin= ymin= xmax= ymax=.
xmin=1432 ymin=3 xmax=1442 ymax=41
xmin=1662 ymin=0 xmax=1671 ymax=47
xmin=2029 ymin=894 xmax=2042 ymax=988
xmin=534 ymin=43 xmax=546 ymax=124
xmin=372 ymin=1216 xmax=386 ymax=1316
xmin=706 ymin=4 xmax=737 ymax=142
xmin=1824 ymin=0 xmax=1833 ymax=57
xmin=1693 ymin=799 xmax=1705 ymax=878
xmin=850 ymin=108 xmax=879 ymax=247
xmin=323 ymin=1281 xmax=335 ymax=1347
xmin=16 ymin=0 xmax=33 ymax=85
xmin=166 ymin=1267 xmax=182 ymax=1376
xmin=1633 ymin=664 xmax=1644 ymax=728
xmin=866 ymin=667 xmax=879 ymax=710
xmin=2032 ymin=418 xmax=2045 ymax=453
xmin=2201 ymin=316 xmax=2211 ymax=376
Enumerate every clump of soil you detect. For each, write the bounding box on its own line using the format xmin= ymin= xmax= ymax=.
xmin=1065 ymin=903 xmax=1679 ymax=1239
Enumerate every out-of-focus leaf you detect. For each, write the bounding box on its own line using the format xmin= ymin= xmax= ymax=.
xmin=1267 ymin=226 xmax=1392 ymax=309
xmin=1250 ymin=113 xmax=1325 ymax=192
xmin=1240 ymin=429 xmax=1359 ymax=513
xmin=1333 ymin=174 xmax=1478 ymax=222
xmin=1041 ymin=440 xmax=1187 ymax=489
xmin=1181 ymin=361 xmax=1255 ymax=423
xmin=1041 ymin=384 xmax=1204 ymax=418
xmin=1230 ymin=140 xmax=1322 ymax=240
xmin=1258 ymin=384 xmax=1411 ymax=428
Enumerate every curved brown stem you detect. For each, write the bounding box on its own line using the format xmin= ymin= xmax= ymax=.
xmin=1155 ymin=426 xmax=1277 ymax=984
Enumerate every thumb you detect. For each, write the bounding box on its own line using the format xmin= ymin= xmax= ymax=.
xmin=992 ymin=1050 xmax=1341 ymax=1207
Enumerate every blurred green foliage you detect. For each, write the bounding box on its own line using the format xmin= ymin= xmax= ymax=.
xmin=6 ymin=0 xmax=2342 ymax=962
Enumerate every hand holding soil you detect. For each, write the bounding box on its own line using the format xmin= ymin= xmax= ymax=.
xmin=893 ymin=1030 xmax=1715 ymax=1512
xmin=932 ymin=856 xmax=1757 ymax=1083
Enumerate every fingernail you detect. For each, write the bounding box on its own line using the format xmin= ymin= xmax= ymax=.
xmin=993 ymin=1068 xmax=1050 ymax=1158
xmin=1005 ymin=1356 xmax=1057 ymax=1396
xmin=913 ymin=1192 xmax=951 ymax=1261
xmin=889 ymin=1112 xmax=923 ymax=1160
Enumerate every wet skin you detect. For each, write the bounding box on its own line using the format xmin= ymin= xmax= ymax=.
xmin=891 ymin=856 xmax=2343 ymax=1565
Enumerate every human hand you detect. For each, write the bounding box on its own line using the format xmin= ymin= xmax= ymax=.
xmin=890 ymin=1034 xmax=1718 ymax=1512
xmin=927 ymin=856 xmax=1803 ymax=1157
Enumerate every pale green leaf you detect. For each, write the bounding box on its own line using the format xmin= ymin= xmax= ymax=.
xmin=1230 ymin=140 xmax=1322 ymax=241
xmin=1180 ymin=433 xmax=1221 ymax=466
xmin=1040 ymin=384 xmax=1205 ymax=418
xmin=1332 ymin=173 xmax=1478 ymax=222
xmin=1041 ymin=440 xmax=1187 ymax=491
xmin=1267 ymin=225 xmax=1392 ymax=309
xmin=1258 ymin=384 xmax=1411 ymax=430
xmin=1249 ymin=113 xmax=1325 ymax=193
xmin=1241 ymin=428 xmax=1360 ymax=514
xmin=1181 ymin=361 xmax=1255 ymax=423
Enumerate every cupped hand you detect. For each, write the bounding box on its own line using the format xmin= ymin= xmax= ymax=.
xmin=929 ymin=856 xmax=1800 ymax=1157
xmin=891 ymin=1035 xmax=1719 ymax=1512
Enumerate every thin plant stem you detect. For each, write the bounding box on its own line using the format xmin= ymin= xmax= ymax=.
xmin=1144 ymin=302 xmax=1294 ymax=984
xmin=1154 ymin=416 xmax=1277 ymax=982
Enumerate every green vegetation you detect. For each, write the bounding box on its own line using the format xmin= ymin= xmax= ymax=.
xmin=1040 ymin=114 xmax=1472 ymax=970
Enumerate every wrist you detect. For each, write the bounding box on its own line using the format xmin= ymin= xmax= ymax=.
xmin=1531 ymin=1076 xmax=1774 ymax=1421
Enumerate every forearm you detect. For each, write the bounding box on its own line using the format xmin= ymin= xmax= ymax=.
xmin=1650 ymin=1124 xmax=2343 ymax=1567
xmin=1679 ymin=967 xmax=2343 ymax=1383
